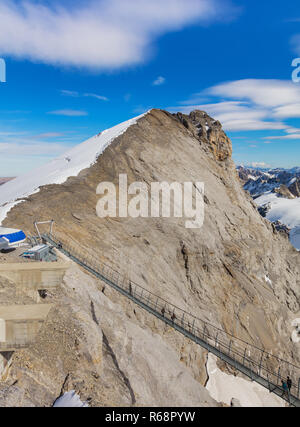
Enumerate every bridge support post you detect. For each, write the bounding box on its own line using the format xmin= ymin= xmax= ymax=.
xmin=250 ymin=362 xmax=254 ymax=381
xmin=181 ymin=313 xmax=185 ymax=327
xmin=259 ymin=350 xmax=264 ymax=376
xmin=243 ymin=346 xmax=247 ymax=365
xmin=277 ymin=367 xmax=281 ymax=386
xmin=191 ymin=319 xmax=195 ymax=336
xmin=215 ymin=332 xmax=219 ymax=348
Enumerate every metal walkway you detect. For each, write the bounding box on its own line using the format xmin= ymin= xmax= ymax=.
xmin=44 ymin=233 xmax=300 ymax=407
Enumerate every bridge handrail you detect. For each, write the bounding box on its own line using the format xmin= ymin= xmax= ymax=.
xmin=44 ymin=232 xmax=300 ymax=399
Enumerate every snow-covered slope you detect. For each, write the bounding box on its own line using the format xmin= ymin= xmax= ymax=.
xmin=255 ymin=192 xmax=300 ymax=250
xmin=0 ymin=112 xmax=146 ymax=224
xmin=238 ymin=166 xmax=300 ymax=198
xmin=238 ymin=166 xmax=300 ymax=250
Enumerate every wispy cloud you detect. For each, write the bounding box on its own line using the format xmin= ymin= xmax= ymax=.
xmin=33 ymin=132 xmax=64 ymax=139
xmin=61 ymin=90 xmax=79 ymax=97
xmin=152 ymin=76 xmax=166 ymax=86
xmin=84 ymin=93 xmax=109 ymax=101
xmin=124 ymin=93 xmax=132 ymax=102
xmin=249 ymin=162 xmax=270 ymax=168
xmin=48 ymin=109 xmax=88 ymax=117
xmin=206 ymin=79 xmax=300 ymax=109
xmin=291 ymin=33 xmax=300 ymax=55
xmin=133 ymin=105 xmax=153 ymax=114
xmin=61 ymin=89 xmax=109 ymax=101
xmin=0 ymin=141 xmax=67 ymax=156
xmin=0 ymin=0 xmax=238 ymax=70
xmin=170 ymin=79 xmax=300 ymax=132
xmin=263 ymin=134 xmax=300 ymax=140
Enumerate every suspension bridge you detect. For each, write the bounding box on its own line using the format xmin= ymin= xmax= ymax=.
xmin=43 ymin=232 xmax=300 ymax=407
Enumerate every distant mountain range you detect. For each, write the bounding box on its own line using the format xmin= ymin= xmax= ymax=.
xmin=237 ymin=166 xmax=300 ymax=199
xmin=237 ymin=166 xmax=300 ymax=250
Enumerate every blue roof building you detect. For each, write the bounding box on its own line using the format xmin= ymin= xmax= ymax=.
xmin=0 ymin=227 xmax=26 ymax=247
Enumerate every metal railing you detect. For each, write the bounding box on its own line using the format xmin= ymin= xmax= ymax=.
xmin=43 ymin=232 xmax=300 ymax=407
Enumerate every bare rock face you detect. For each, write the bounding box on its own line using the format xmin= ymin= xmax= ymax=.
xmin=289 ymin=178 xmax=300 ymax=198
xmin=0 ymin=261 xmax=216 ymax=407
xmin=274 ymin=185 xmax=295 ymax=199
xmin=175 ymin=110 xmax=232 ymax=161
xmin=1 ymin=109 xmax=300 ymax=407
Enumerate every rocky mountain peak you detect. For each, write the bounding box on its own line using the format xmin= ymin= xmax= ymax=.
xmin=174 ymin=110 xmax=232 ymax=162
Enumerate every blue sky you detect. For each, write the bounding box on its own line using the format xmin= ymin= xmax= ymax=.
xmin=0 ymin=0 xmax=300 ymax=175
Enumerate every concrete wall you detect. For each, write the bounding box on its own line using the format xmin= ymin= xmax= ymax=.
xmin=0 ymin=304 xmax=52 ymax=351
xmin=0 ymin=262 xmax=69 ymax=291
xmin=0 ymin=319 xmax=5 ymax=342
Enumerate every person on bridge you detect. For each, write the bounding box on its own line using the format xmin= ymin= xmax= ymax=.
xmin=171 ymin=313 xmax=177 ymax=323
xmin=287 ymin=376 xmax=292 ymax=392
xmin=281 ymin=380 xmax=289 ymax=398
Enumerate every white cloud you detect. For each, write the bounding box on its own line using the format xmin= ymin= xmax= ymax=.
xmin=61 ymin=90 xmax=109 ymax=101
xmin=291 ymin=34 xmax=300 ymax=56
xmin=263 ymin=134 xmax=300 ymax=140
xmin=273 ymin=103 xmax=300 ymax=118
xmin=34 ymin=132 xmax=64 ymax=139
xmin=48 ymin=109 xmax=88 ymax=117
xmin=207 ymin=79 xmax=300 ymax=108
xmin=169 ymin=100 xmax=287 ymax=131
xmin=61 ymin=90 xmax=79 ymax=97
xmin=0 ymin=140 xmax=68 ymax=156
xmin=153 ymin=76 xmax=166 ymax=86
xmin=171 ymin=79 xmax=300 ymax=131
xmin=263 ymin=127 xmax=300 ymax=141
xmin=0 ymin=0 xmax=236 ymax=69
xmin=286 ymin=127 xmax=300 ymax=134
xmin=250 ymin=162 xmax=270 ymax=168
xmin=84 ymin=93 xmax=109 ymax=101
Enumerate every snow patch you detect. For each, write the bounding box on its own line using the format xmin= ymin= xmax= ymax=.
xmin=53 ymin=391 xmax=89 ymax=407
xmin=264 ymin=275 xmax=272 ymax=286
xmin=0 ymin=112 xmax=147 ymax=225
xmin=206 ymin=354 xmax=285 ymax=407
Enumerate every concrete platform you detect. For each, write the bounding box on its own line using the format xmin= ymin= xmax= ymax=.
xmin=0 ymin=262 xmax=70 ymax=291
xmin=0 ymin=304 xmax=52 ymax=351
